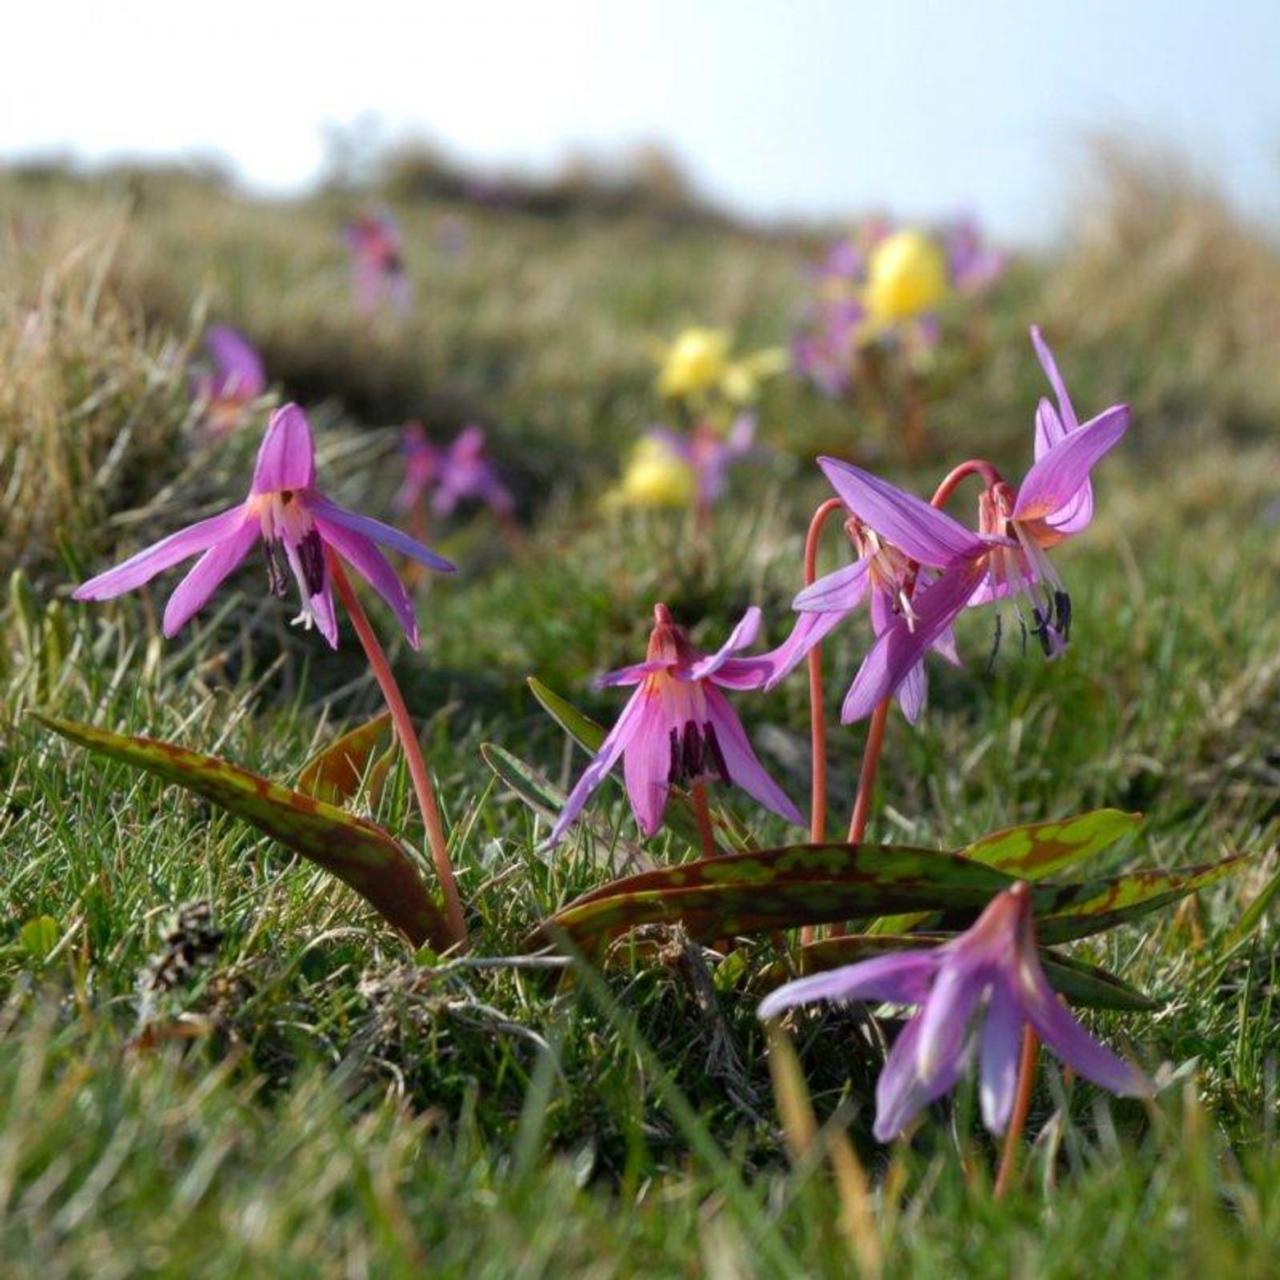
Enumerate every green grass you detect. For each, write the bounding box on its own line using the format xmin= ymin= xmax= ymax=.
xmin=1 ymin=157 xmax=1279 ymax=1276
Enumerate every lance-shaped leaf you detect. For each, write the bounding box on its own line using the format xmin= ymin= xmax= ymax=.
xmin=869 ymin=808 xmax=1143 ymax=934
xmin=1027 ymin=855 xmax=1253 ymax=944
xmin=531 ymin=843 xmax=1016 ymax=953
xmin=786 ymin=934 xmax=1160 ymax=1012
xmin=297 ymin=711 xmax=393 ymax=805
xmin=527 ymin=676 xmax=605 ymax=753
xmin=36 ymin=714 xmax=451 ymax=950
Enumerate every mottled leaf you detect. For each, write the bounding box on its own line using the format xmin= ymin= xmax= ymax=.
xmin=36 ymin=714 xmax=451 ymax=950
xmin=527 ymin=677 xmax=605 ymax=753
xmin=534 ymin=843 xmax=1015 ymax=952
xmin=788 ymin=934 xmax=1160 ymax=1012
xmin=297 ymin=711 xmax=393 ymax=805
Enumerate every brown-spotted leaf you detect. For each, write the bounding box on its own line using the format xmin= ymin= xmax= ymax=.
xmin=36 ymin=714 xmax=451 ymax=950
xmin=297 ymin=711 xmax=393 ymax=805
xmin=787 ymin=934 xmax=1160 ymax=1012
xmin=533 ymin=843 xmax=1015 ymax=953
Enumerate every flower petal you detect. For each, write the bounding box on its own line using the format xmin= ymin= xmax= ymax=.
xmin=547 ymin=686 xmax=651 ymax=847
xmin=309 ymin=583 xmax=340 ymax=649
xmin=682 ymin=607 xmax=763 ymax=681
xmin=595 ymin=660 xmax=669 ymax=689
xmin=312 ymin=514 xmax=419 ymax=648
xmin=793 ymin=558 xmax=871 ymax=613
xmin=817 ymin=457 xmax=986 ymax=568
xmin=841 ymin=561 xmax=985 ymax=723
xmin=760 ymin=609 xmax=849 ymax=691
xmin=1030 ymin=325 xmax=1078 ymax=434
xmin=913 ymin=955 xmax=988 ymax=1088
xmin=1013 ymin=953 xmax=1152 ymax=1098
xmin=874 ymin=1013 xmax=965 ymax=1143
xmin=307 ymin=496 xmax=456 ymax=573
xmin=978 ymin=982 xmax=1023 ymax=1133
xmin=73 ymin=505 xmax=252 ymax=601
xmin=1034 ymin=397 xmax=1093 ymax=532
xmin=1011 ymin=405 xmax=1129 ymax=523
xmin=251 ymin=404 xmax=316 ymax=494
xmin=703 ymin=687 xmax=803 ymax=825
xmin=205 ymin=325 xmax=265 ymax=399
xmin=757 ymin=950 xmax=940 ymax=1020
xmin=160 ymin=518 xmax=261 ymax=635
xmin=622 ymin=694 xmax=672 ymax=838
xmin=707 ymin=656 xmax=777 ymax=691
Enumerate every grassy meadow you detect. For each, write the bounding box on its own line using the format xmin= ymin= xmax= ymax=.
xmin=1 ymin=147 xmax=1279 ymax=1277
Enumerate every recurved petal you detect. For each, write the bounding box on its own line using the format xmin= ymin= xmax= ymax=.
xmin=547 ymin=686 xmax=650 ymax=847
xmin=73 ymin=505 xmax=252 ymax=601
xmin=683 ymin=607 xmax=763 ymax=681
xmin=1011 ymin=405 xmax=1129 ymax=524
xmin=313 ymin=514 xmax=419 ymax=648
xmin=308 ymin=496 xmax=456 ymax=573
xmin=760 ymin=609 xmax=849 ymax=691
xmin=793 ymin=558 xmax=871 ymax=613
xmin=621 ymin=694 xmax=672 ymax=838
xmin=1014 ymin=953 xmax=1153 ymax=1098
xmin=205 ymin=325 xmax=266 ymax=398
xmin=913 ymin=956 xmax=988 ymax=1088
xmin=1030 ymin=325 xmax=1078 ymax=433
xmin=817 ymin=457 xmax=986 ymax=568
xmin=251 ymin=404 xmax=316 ymax=494
xmin=309 ymin=583 xmax=340 ymax=649
xmin=978 ymin=982 xmax=1024 ymax=1133
xmin=757 ymin=950 xmax=940 ymax=1020
xmin=704 ymin=687 xmax=803 ymax=825
xmin=595 ymin=660 xmax=669 ymax=689
xmin=874 ymin=1013 xmax=965 ymax=1143
xmin=160 ymin=518 xmax=261 ymax=635
xmin=841 ymin=562 xmax=985 ymax=723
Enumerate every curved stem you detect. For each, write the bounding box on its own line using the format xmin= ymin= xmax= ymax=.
xmin=846 ymin=698 xmax=891 ymax=844
xmin=690 ymin=781 xmax=720 ymax=859
xmin=804 ymin=498 xmax=845 ymax=845
xmin=993 ymin=1027 xmax=1040 ymax=1199
xmin=326 ymin=549 xmax=467 ymax=948
xmin=931 ymin=458 xmax=1004 ymax=510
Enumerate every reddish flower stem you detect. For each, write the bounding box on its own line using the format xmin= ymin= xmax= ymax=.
xmin=326 ymin=549 xmax=467 ymax=948
xmin=690 ymin=780 xmax=720 ymax=859
xmin=993 ymin=1027 xmax=1040 ymax=1199
xmin=804 ymin=498 xmax=846 ymax=844
xmin=931 ymin=458 xmax=1004 ymax=510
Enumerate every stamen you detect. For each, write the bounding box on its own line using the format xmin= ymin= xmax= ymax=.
xmin=264 ymin=540 xmax=288 ymax=597
xmin=681 ymin=720 xmax=704 ymax=779
xmin=667 ymin=728 xmax=682 ymax=784
xmin=703 ymin=720 xmax=730 ymax=784
xmin=297 ymin=531 xmax=326 ymax=596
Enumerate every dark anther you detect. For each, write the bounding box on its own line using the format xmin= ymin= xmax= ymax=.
xmin=279 ymin=489 xmax=294 ymax=504
xmin=667 ymin=728 xmax=682 ymax=783
xmin=703 ymin=720 xmax=731 ymax=784
xmin=297 ymin=530 xmax=326 ymax=596
xmin=1031 ymin=605 xmax=1055 ymax=657
xmin=986 ymin=613 xmax=1003 ymax=675
xmin=1054 ymin=590 xmax=1072 ymax=642
xmin=264 ymin=540 xmax=288 ymax=597
xmin=681 ymin=720 xmax=704 ymax=780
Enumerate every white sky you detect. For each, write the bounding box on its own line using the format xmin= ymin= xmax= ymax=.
xmin=5 ymin=0 xmax=1280 ymax=241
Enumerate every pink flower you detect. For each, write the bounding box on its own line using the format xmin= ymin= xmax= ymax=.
xmin=191 ymin=326 xmax=265 ymax=433
xmin=548 ymin=605 xmax=803 ymax=845
xmin=759 ymin=882 xmax=1153 ymax=1142
xmin=394 ymin=424 xmax=514 ymax=519
xmin=73 ymin=404 xmax=453 ymax=647
xmin=344 ymin=211 xmax=411 ymax=317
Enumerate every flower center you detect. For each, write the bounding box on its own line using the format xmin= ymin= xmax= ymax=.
xmin=249 ymin=490 xmax=327 ymax=628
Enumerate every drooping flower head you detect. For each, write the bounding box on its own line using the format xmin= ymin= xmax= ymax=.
xmin=970 ymin=327 xmax=1129 ymax=658
xmin=760 ymin=458 xmax=1002 ymax=723
xmin=548 ymin=605 xmax=803 ymax=846
xmin=394 ymin=423 xmax=514 ymax=519
xmin=344 ymin=211 xmax=411 ymax=317
xmin=759 ymin=881 xmax=1153 ymax=1142
xmin=191 ymin=325 xmax=266 ymax=434
xmin=74 ymin=404 xmax=453 ymax=648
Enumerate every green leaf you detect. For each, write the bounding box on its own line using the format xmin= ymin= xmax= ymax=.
xmin=533 ymin=843 xmax=1016 ymax=953
xmin=297 ymin=711 xmax=393 ymax=805
xmin=527 ymin=676 xmax=606 ymax=753
xmin=1029 ymin=855 xmax=1253 ymax=943
xmin=36 ymin=714 xmax=451 ymax=951
xmin=481 ymin=741 xmax=570 ymax=819
xmin=789 ymin=934 xmax=1161 ymax=1012
xmin=19 ymin=915 xmax=60 ymax=963
xmin=869 ymin=808 xmax=1143 ymax=935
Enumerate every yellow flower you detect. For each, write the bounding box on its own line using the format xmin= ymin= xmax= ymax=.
xmin=657 ymin=327 xmax=730 ymax=400
xmin=864 ymin=229 xmax=949 ymax=324
xmin=604 ymin=436 xmax=697 ymax=511
xmin=722 ymin=346 xmax=788 ymax=405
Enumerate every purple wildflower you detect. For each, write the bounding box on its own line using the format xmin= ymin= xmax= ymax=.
xmin=647 ymin=415 xmax=757 ymax=509
xmin=548 ymin=604 xmax=803 ymax=845
xmin=191 ymin=326 xmax=266 ymax=434
xmin=394 ymin=423 xmax=514 ymax=519
xmin=344 ymin=211 xmax=411 ymax=317
xmin=944 ymin=216 xmax=1007 ymax=296
xmin=74 ymin=403 xmax=453 ymax=648
xmin=969 ymin=328 xmax=1130 ymax=657
xmin=759 ymin=881 xmax=1153 ymax=1142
